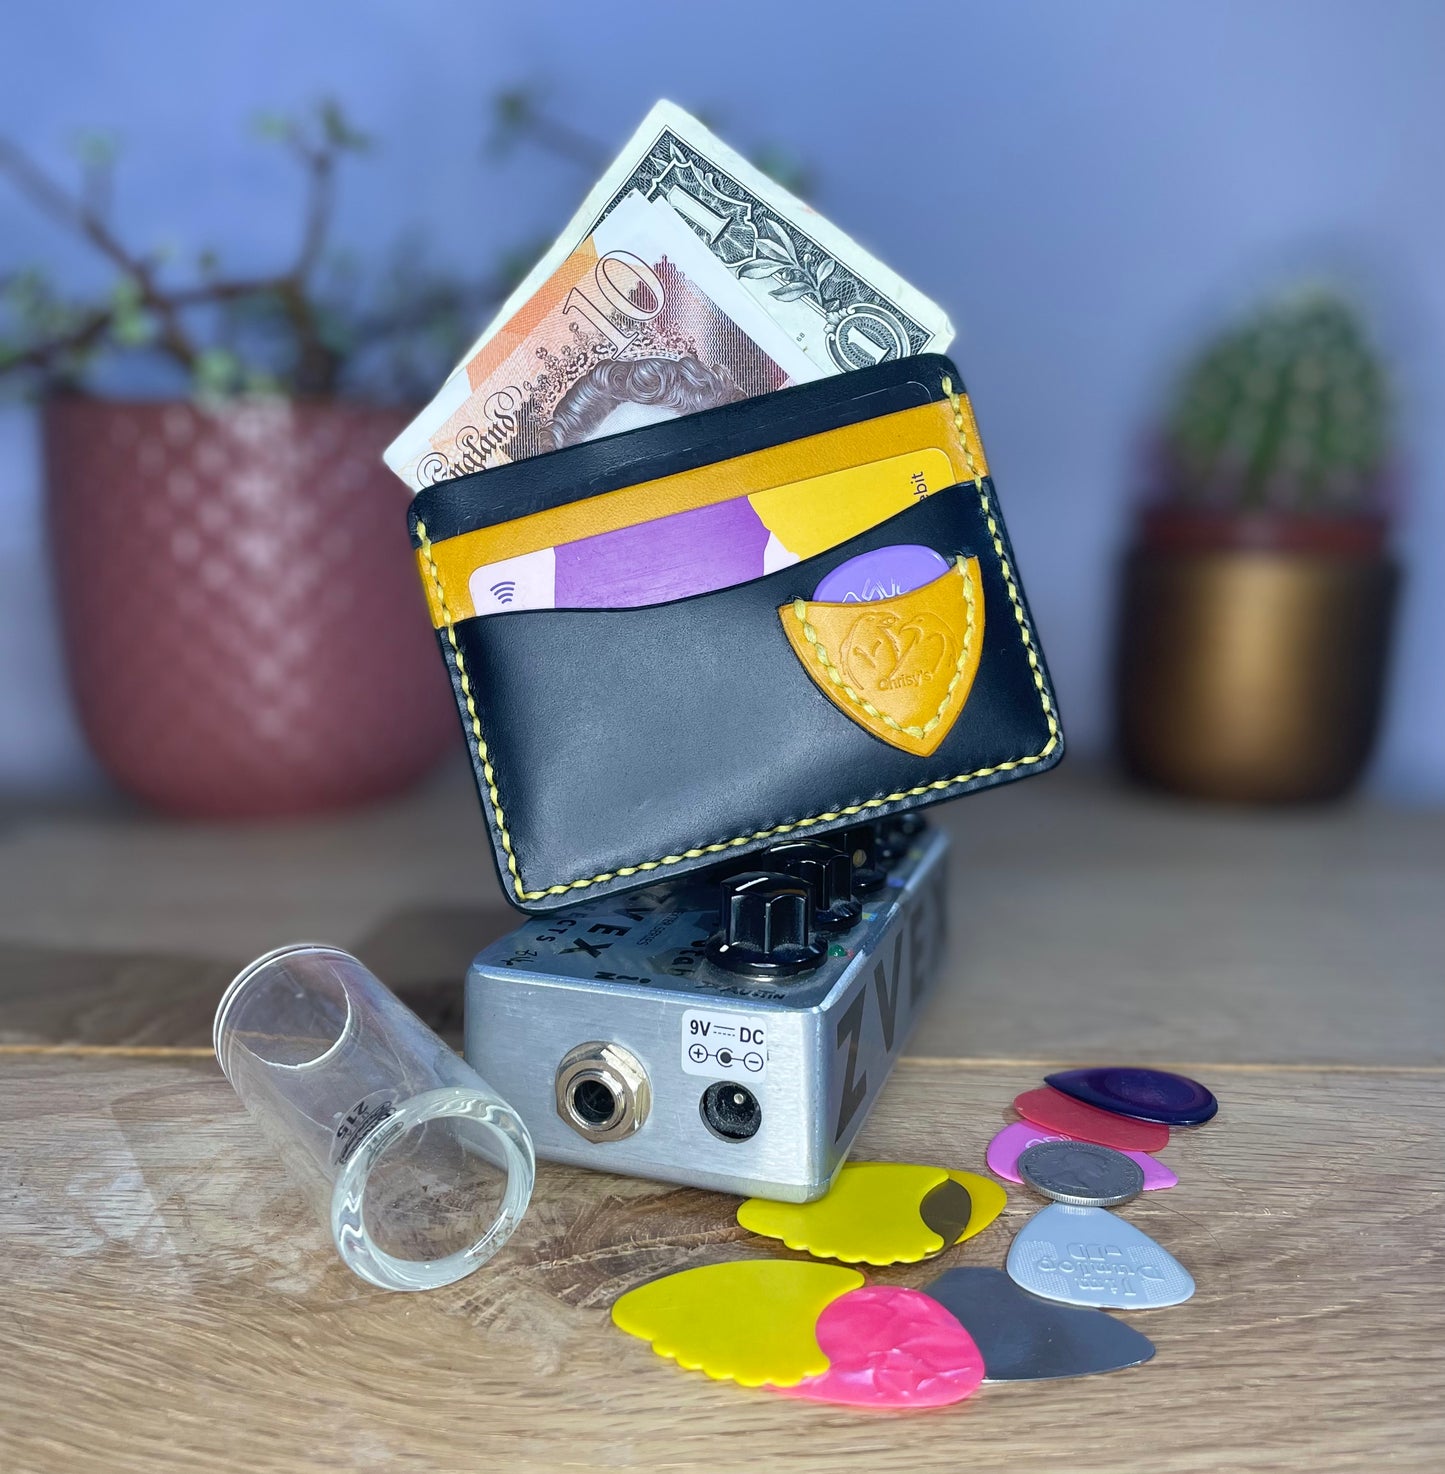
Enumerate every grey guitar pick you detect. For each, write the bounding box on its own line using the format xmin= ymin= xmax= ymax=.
xmin=1007 ymin=1203 xmax=1195 ymax=1309
xmin=918 ymin=1176 xmax=973 ymax=1249
xmin=921 ymin=1266 xmax=1156 ymax=1382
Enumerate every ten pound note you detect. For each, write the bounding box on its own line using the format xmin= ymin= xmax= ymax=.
xmin=385 ymin=99 xmax=955 ymax=492
xmin=385 ymin=192 xmax=818 ymax=488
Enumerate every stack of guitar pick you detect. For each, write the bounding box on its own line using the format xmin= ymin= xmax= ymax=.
xmin=986 ymin=1066 xmax=1216 ymax=1316
xmin=610 ymin=1065 xmax=1218 ymax=1410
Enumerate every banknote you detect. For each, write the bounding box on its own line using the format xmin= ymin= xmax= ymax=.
xmin=384 ymin=192 xmax=819 ymax=489
xmin=469 ymin=99 xmax=954 ymax=380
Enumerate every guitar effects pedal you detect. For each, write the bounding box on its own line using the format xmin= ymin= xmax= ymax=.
xmin=464 ymin=817 xmax=950 ymax=1201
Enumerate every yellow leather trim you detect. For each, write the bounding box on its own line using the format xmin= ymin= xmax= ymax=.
xmin=781 ymin=559 xmax=984 ymax=757
xmin=418 ymin=396 xmax=987 ymax=627
xmin=743 ymin=445 xmax=955 ymax=563
xmin=414 ymin=378 xmax=1059 ymax=905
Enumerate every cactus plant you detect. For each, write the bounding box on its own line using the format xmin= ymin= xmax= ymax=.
xmin=1119 ymin=286 xmax=1400 ymax=803
xmin=1159 ymin=289 xmax=1391 ymax=517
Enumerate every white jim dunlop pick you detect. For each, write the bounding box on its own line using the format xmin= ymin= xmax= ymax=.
xmin=1006 ymin=1204 xmax=1195 ymax=1310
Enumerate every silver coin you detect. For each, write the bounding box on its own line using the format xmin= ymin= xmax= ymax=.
xmin=1017 ymin=1140 xmax=1145 ymax=1207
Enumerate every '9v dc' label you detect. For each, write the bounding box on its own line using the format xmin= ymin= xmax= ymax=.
xmin=681 ymin=1008 xmax=769 ymax=1080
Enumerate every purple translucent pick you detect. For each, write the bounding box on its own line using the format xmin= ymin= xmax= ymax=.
xmin=1045 ymin=1067 xmax=1218 ymax=1127
xmin=985 ymin=1122 xmax=1177 ymax=1191
xmin=812 ymin=544 xmax=951 ymax=603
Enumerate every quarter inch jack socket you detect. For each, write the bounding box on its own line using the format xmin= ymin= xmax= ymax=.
xmin=555 ymin=1041 xmax=651 ymax=1142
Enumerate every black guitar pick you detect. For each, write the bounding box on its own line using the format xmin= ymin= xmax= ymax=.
xmin=921 ymin=1266 xmax=1156 ymax=1381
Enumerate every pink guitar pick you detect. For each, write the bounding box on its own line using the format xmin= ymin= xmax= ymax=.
xmin=986 ymin=1121 xmax=1178 ymax=1191
xmin=1014 ymin=1087 xmax=1170 ymax=1152
xmin=773 ymin=1285 xmax=984 ymax=1408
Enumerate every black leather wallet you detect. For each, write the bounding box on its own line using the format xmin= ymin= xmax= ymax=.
xmin=408 ymin=355 xmax=1062 ymax=912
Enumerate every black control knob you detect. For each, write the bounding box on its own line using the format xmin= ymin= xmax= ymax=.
xmin=707 ymin=872 xmax=827 ymax=979
xmin=835 ymin=823 xmax=888 ymax=895
xmin=873 ymin=822 xmax=906 ymax=865
xmin=876 ymin=811 xmax=927 ymax=863
xmin=763 ymin=840 xmax=862 ymax=933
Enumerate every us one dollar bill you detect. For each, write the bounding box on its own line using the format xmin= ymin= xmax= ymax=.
xmin=384 ymin=191 xmax=819 ymax=489
xmin=474 ymin=98 xmax=954 ymax=380
xmin=386 ymin=99 xmax=954 ymax=491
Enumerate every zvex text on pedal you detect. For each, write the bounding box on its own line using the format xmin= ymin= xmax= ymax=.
xmin=465 ymin=816 xmax=949 ymax=1201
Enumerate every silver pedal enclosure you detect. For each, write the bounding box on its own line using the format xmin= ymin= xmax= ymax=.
xmin=465 ymin=826 xmax=949 ymax=1201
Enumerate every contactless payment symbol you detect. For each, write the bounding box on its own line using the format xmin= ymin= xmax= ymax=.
xmin=468 ymin=547 xmax=557 ymax=614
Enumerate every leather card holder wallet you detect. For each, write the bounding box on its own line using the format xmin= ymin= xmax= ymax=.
xmin=408 ymin=354 xmax=1064 ymax=913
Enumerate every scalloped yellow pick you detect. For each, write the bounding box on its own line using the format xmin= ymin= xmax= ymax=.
xmin=611 ymin=1260 xmax=864 ymax=1387
xmin=943 ymin=1170 xmax=1007 ymax=1244
xmin=738 ymin=1162 xmax=951 ymax=1265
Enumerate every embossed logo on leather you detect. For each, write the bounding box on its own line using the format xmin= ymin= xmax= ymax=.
xmin=841 ymin=609 xmax=957 ymax=694
xmin=780 ymin=558 xmax=985 ymax=757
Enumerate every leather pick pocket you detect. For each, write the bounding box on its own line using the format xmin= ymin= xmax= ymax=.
xmin=781 ymin=559 xmax=985 ymax=758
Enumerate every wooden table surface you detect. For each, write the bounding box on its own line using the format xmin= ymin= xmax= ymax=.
xmin=3 ymin=764 xmax=1444 ymax=1471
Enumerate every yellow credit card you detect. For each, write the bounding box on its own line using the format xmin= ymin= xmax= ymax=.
xmin=419 ymin=396 xmax=986 ymax=625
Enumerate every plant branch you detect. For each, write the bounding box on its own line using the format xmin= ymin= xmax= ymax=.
xmin=267 ymin=124 xmax=343 ymax=394
xmin=0 ymin=136 xmax=201 ymax=370
xmin=166 ymin=276 xmax=287 ymax=306
xmin=0 ymin=93 xmax=649 ymax=401
xmin=80 ymin=154 xmax=112 ymax=224
xmin=342 ymin=276 xmax=508 ymax=348
xmin=287 ymin=133 xmax=335 ymax=286
xmin=0 ymin=307 xmax=112 ymax=377
xmin=0 ymin=125 xmax=350 ymax=392
xmin=493 ymin=93 xmax=609 ymax=171
xmin=520 ymin=112 xmax=608 ymax=170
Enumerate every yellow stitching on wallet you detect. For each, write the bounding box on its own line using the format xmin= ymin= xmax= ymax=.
xmin=417 ymin=517 xmax=530 ymax=900
xmin=943 ymin=377 xmax=1061 ymax=749
xmin=788 ymin=559 xmax=976 ymax=739
xmin=420 ymin=399 xmax=1057 ymax=903
xmin=942 ymin=375 xmax=984 ymax=487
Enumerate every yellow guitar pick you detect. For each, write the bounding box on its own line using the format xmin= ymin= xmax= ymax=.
xmin=738 ymin=1162 xmax=952 ymax=1265
xmin=611 ymin=1259 xmax=864 ymax=1387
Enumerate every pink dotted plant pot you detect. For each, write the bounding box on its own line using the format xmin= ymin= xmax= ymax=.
xmin=44 ymin=398 xmax=456 ymax=818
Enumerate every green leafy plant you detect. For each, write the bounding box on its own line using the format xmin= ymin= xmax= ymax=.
xmin=1 ymin=93 xmax=812 ymax=404
xmin=1161 ymin=289 xmax=1392 ymax=516
xmin=0 ymin=102 xmax=513 ymax=400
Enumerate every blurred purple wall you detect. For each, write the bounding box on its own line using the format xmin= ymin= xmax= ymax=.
xmin=2 ymin=0 xmax=1441 ymax=799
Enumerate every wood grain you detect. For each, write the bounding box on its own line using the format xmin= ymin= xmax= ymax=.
xmin=2 ymin=765 xmax=1442 ymax=1064
xmin=3 ymin=770 xmax=1442 ymax=1466
xmin=3 ymin=1053 xmax=1442 ymax=1473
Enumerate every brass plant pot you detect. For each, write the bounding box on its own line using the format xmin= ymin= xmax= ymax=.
xmin=1116 ymin=547 xmax=1398 ymax=802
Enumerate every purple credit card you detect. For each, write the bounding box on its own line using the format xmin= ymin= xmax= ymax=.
xmin=556 ymin=498 xmax=771 ymax=607
xmin=812 ymin=544 xmax=951 ymax=603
